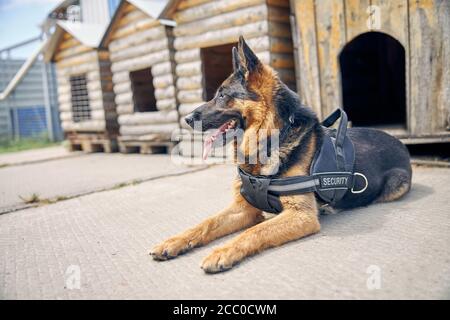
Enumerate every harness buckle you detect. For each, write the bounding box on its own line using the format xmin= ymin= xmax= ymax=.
xmin=351 ymin=172 xmax=368 ymax=194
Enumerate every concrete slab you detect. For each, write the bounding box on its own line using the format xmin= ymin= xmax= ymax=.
xmin=0 ymin=164 xmax=449 ymax=299
xmin=0 ymin=153 xmax=202 ymax=213
xmin=0 ymin=146 xmax=77 ymax=167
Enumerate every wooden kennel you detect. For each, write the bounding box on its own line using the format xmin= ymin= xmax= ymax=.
xmin=290 ymin=0 xmax=450 ymax=144
xmin=46 ymin=21 xmax=118 ymax=152
xmin=101 ymin=0 xmax=179 ymax=154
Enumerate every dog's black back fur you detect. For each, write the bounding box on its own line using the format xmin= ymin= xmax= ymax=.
xmin=272 ymin=81 xmax=412 ymax=209
xmin=339 ymin=127 xmax=412 ymax=208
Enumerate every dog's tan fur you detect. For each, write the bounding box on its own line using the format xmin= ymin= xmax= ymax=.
xmin=151 ymin=50 xmax=322 ymax=272
xmin=376 ymin=181 xmax=410 ymax=203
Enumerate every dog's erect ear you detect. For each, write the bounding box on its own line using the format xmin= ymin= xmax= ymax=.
xmin=236 ymin=36 xmax=261 ymax=75
xmin=232 ymin=46 xmax=242 ymax=74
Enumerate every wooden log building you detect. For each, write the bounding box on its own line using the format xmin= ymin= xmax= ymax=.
xmin=45 ymin=21 xmax=118 ymax=152
xmin=46 ymin=0 xmax=448 ymax=157
xmin=290 ymin=0 xmax=450 ymax=144
xmin=100 ymin=0 xmax=179 ymax=154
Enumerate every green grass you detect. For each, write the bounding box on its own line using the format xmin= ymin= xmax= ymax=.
xmin=18 ymin=193 xmax=71 ymax=206
xmin=0 ymin=137 xmax=59 ymax=154
xmin=19 ymin=193 xmax=41 ymax=204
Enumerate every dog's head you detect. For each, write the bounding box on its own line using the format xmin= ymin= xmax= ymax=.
xmin=185 ymin=36 xmax=278 ymax=159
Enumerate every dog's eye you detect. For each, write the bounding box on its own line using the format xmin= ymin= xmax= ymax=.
xmin=218 ymin=92 xmax=225 ymax=99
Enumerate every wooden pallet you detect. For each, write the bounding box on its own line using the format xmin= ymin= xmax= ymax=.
xmin=67 ymin=133 xmax=118 ymax=153
xmin=118 ymin=140 xmax=175 ymax=155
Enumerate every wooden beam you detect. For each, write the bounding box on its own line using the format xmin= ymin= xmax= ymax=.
xmin=116 ymin=9 xmax=149 ymax=29
xmin=111 ymin=18 xmax=160 ymax=41
xmin=118 ymin=110 xmax=178 ymax=125
xmin=174 ymin=4 xmax=268 ymax=37
xmin=178 ymin=0 xmax=211 ymax=10
xmin=116 ymin=103 xmax=134 ymax=115
xmin=113 ymin=81 xmax=132 ymax=95
xmin=315 ymin=0 xmax=346 ymax=116
xmin=270 ymin=52 xmax=295 ymax=69
xmin=110 ymin=38 xmax=168 ymax=62
xmin=56 ymin=52 xmax=98 ymax=69
xmin=155 ymin=85 xmax=176 ymax=100
xmin=409 ymin=0 xmax=450 ymax=135
xmin=178 ymin=102 xmax=203 ymax=116
xmin=174 ymin=48 xmax=201 ymax=63
xmin=267 ymin=0 xmax=290 ymax=8
xmin=153 ymin=74 xmax=175 ymax=89
xmin=54 ymin=44 xmax=93 ymax=62
xmin=156 ymin=98 xmax=177 ymax=111
xmin=174 ymin=20 xmax=269 ymax=50
xmin=109 ymin=26 xmax=166 ymax=52
xmin=173 ymin=0 xmax=265 ymax=24
xmin=267 ymin=5 xmax=290 ymax=23
xmin=177 ymin=89 xmax=203 ymax=103
xmin=62 ymin=120 xmax=106 ymax=132
xmin=344 ymin=0 xmax=370 ymax=41
xmin=152 ymin=61 xmax=174 ymax=77
xmin=290 ymin=0 xmax=322 ymax=117
xmin=58 ymin=37 xmax=81 ymax=51
xmin=119 ymin=123 xmax=179 ymax=136
xmin=176 ymin=61 xmax=202 ymax=77
xmin=177 ymin=75 xmax=202 ymax=90
xmin=110 ymin=49 xmax=170 ymax=73
xmin=270 ymin=36 xmax=293 ymax=53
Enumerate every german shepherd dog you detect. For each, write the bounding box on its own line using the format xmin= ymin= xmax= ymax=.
xmin=150 ymin=36 xmax=412 ymax=273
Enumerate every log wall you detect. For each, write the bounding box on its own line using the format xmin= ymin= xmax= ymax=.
xmin=170 ymin=0 xmax=296 ymax=129
xmin=107 ymin=2 xmax=179 ymax=141
xmin=54 ymin=33 xmax=117 ymax=135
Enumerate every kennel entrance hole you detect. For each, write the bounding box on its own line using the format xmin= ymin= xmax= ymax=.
xmin=201 ymin=42 xmax=236 ymax=101
xmin=339 ymin=32 xmax=406 ymax=127
xmin=130 ymin=67 xmax=157 ymax=113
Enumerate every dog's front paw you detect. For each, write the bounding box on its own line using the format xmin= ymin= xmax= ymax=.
xmin=201 ymin=247 xmax=242 ymax=273
xmin=150 ymin=237 xmax=193 ymax=261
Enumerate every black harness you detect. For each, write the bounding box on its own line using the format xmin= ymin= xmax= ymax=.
xmin=238 ymin=109 xmax=368 ymax=213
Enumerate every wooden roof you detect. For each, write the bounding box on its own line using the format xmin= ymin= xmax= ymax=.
xmin=44 ymin=21 xmax=107 ymax=62
xmin=100 ymin=0 xmax=175 ymax=48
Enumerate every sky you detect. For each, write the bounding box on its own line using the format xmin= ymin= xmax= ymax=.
xmin=0 ymin=0 xmax=61 ymax=58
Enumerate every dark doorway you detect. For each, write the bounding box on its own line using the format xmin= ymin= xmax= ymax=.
xmin=130 ymin=67 xmax=157 ymax=113
xmin=201 ymin=43 xmax=236 ymax=101
xmin=339 ymin=32 xmax=406 ymax=127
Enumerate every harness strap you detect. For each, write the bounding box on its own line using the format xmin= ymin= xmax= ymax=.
xmin=322 ymin=108 xmax=348 ymax=172
xmin=238 ymin=167 xmax=355 ymax=213
xmin=238 ymin=108 xmax=360 ymax=214
xmin=239 ymin=170 xmax=278 ymax=213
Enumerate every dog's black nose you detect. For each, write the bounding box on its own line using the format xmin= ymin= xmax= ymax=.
xmin=185 ymin=112 xmax=200 ymax=127
xmin=184 ymin=114 xmax=194 ymax=126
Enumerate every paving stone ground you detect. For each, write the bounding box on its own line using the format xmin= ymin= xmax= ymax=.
xmin=0 ymin=153 xmax=449 ymax=299
xmin=0 ymin=153 xmax=201 ymax=213
xmin=0 ymin=145 xmax=76 ymax=167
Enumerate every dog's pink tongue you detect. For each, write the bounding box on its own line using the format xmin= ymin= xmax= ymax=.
xmin=203 ymin=136 xmax=214 ymax=160
xmin=202 ymin=122 xmax=229 ymax=160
